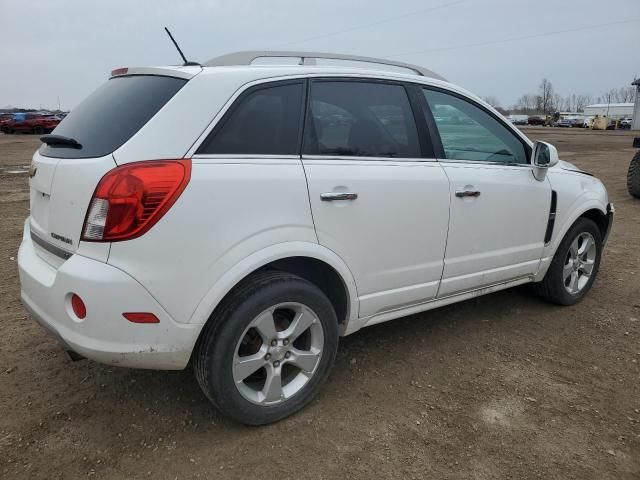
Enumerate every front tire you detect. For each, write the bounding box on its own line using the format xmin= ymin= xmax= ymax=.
xmin=193 ymin=271 xmax=339 ymax=425
xmin=628 ymin=150 xmax=640 ymax=199
xmin=533 ymin=217 xmax=602 ymax=305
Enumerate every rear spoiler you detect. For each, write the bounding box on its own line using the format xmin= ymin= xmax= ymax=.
xmin=109 ymin=66 xmax=201 ymax=80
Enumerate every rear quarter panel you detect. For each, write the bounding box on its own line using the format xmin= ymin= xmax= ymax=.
xmin=106 ymin=158 xmax=319 ymax=324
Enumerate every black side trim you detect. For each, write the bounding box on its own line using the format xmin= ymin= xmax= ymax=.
xmin=603 ymin=203 xmax=615 ymax=245
xmin=544 ymin=190 xmax=558 ymax=244
xmin=413 ymin=85 xmax=445 ymax=158
xmin=31 ymin=231 xmax=73 ymax=260
xmin=405 ymin=84 xmax=436 ymax=158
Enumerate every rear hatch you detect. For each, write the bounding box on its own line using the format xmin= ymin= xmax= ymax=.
xmin=29 ymin=71 xmax=191 ymax=265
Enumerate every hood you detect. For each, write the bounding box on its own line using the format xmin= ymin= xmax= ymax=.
xmin=557 ymin=159 xmax=592 ymax=176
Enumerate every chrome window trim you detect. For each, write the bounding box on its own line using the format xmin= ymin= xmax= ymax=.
xmin=301 ymin=154 xmax=438 ymax=163
xmin=437 ymin=159 xmax=533 ymax=168
xmin=192 ymin=154 xmax=301 ymax=160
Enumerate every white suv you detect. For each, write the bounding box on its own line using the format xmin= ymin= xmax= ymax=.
xmin=18 ymin=51 xmax=614 ymax=424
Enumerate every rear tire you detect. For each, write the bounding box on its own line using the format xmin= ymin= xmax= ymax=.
xmin=628 ymin=151 xmax=640 ymax=199
xmin=533 ymin=217 xmax=602 ymax=305
xmin=193 ymin=271 xmax=339 ymax=425
xmin=33 ymin=126 xmax=44 ymax=135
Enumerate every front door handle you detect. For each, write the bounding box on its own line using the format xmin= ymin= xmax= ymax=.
xmin=455 ymin=189 xmax=481 ymax=198
xmin=320 ymin=192 xmax=358 ymax=201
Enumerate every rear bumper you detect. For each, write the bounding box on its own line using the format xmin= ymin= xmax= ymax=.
xmin=18 ymin=220 xmax=202 ymax=370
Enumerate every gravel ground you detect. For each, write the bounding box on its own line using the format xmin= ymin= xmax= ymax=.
xmin=0 ymin=128 xmax=638 ymax=479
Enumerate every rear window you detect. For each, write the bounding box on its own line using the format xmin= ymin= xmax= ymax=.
xmin=39 ymin=75 xmax=187 ymax=159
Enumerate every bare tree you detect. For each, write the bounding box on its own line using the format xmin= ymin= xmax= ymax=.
xmin=483 ymin=96 xmax=501 ymax=108
xmin=552 ymin=93 xmax=563 ymax=112
xmin=614 ymin=86 xmax=635 ymax=102
xmin=596 ymin=87 xmax=635 ymax=104
xmin=563 ymin=94 xmax=575 ymax=113
xmin=515 ymin=94 xmax=538 ymax=114
xmin=538 ymin=78 xmax=555 ymax=114
xmin=575 ymin=94 xmax=592 ymax=112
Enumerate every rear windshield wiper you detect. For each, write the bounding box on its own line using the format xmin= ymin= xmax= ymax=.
xmin=40 ymin=134 xmax=82 ymax=149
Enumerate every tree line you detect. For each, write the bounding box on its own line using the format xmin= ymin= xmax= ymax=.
xmin=483 ymin=79 xmax=636 ymax=115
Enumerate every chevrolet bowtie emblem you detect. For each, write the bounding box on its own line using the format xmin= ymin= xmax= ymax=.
xmin=29 ymin=163 xmax=37 ymax=178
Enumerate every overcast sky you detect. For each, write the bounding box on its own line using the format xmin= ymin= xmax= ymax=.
xmin=1 ymin=0 xmax=638 ymax=110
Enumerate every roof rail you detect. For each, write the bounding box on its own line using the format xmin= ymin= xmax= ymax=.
xmin=204 ymin=50 xmax=446 ymax=81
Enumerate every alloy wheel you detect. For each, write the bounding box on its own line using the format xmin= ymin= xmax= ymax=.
xmin=232 ymin=302 xmax=324 ymax=405
xmin=563 ymin=232 xmax=596 ymax=294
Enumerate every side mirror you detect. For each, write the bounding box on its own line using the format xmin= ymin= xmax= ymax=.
xmin=532 ymin=140 xmax=559 ymax=181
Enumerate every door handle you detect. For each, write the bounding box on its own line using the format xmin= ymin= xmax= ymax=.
xmin=455 ymin=189 xmax=481 ymax=198
xmin=320 ymin=192 xmax=358 ymax=201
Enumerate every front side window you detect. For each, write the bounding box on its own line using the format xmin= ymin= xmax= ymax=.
xmin=423 ymin=89 xmax=528 ymax=164
xmin=198 ymin=82 xmax=303 ymax=155
xmin=303 ymin=81 xmax=421 ymax=158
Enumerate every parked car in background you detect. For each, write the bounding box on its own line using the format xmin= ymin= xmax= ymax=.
xmin=555 ymin=116 xmax=583 ymax=128
xmin=527 ymin=115 xmax=546 ymax=126
xmin=620 ymin=118 xmax=633 ymax=130
xmin=508 ymin=114 xmax=528 ymax=125
xmin=583 ymin=116 xmax=595 ymax=128
xmin=0 ymin=114 xmax=14 ymax=132
xmin=1 ymin=113 xmax=61 ymax=134
xmin=19 ymin=51 xmax=614 ymax=425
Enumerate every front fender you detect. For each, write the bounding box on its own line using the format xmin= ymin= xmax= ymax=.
xmin=536 ymin=172 xmax=608 ymax=280
xmin=187 ymin=241 xmax=360 ymax=332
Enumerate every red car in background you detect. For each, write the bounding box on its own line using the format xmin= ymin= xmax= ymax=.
xmin=0 ymin=114 xmax=60 ymax=134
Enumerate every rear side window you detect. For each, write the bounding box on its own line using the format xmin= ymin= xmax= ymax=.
xmin=197 ymin=82 xmax=303 ymax=155
xmin=39 ymin=75 xmax=187 ymax=159
xmin=303 ymin=81 xmax=420 ymax=158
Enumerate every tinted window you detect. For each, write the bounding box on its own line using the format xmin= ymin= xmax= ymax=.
xmin=39 ymin=75 xmax=187 ymax=159
xmin=198 ymin=82 xmax=303 ymax=155
xmin=423 ymin=89 xmax=528 ymax=164
xmin=304 ymin=81 xmax=420 ymax=158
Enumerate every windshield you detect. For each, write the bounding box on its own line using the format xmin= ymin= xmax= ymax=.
xmin=39 ymin=75 xmax=187 ymax=159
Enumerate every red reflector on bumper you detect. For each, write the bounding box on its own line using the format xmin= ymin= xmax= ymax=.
xmin=71 ymin=294 xmax=86 ymax=319
xmin=123 ymin=312 xmax=160 ymax=324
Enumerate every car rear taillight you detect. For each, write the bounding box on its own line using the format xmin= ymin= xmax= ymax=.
xmin=82 ymin=160 xmax=191 ymax=242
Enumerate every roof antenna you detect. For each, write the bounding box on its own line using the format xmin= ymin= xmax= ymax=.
xmin=164 ymin=27 xmax=200 ymax=66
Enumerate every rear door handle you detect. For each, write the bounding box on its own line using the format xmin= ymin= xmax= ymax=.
xmin=455 ymin=189 xmax=481 ymax=198
xmin=320 ymin=192 xmax=358 ymax=201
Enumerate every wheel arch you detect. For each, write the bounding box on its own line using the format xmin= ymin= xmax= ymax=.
xmin=579 ymin=208 xmax=609 ymax=241
xmin=536 ymin=197 xmax=609 ymax=281
xmin=188 ymin=242 xmax=359 ymax=331
xmin=551 ymin=202 xmax=607 ymax=252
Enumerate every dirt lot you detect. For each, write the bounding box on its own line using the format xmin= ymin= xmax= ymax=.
xmin=0 ymin=128 xmax=639 ymax=479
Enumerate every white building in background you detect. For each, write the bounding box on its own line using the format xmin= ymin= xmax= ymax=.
xmin=583 ymin=103 xmax=634 ymax=119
